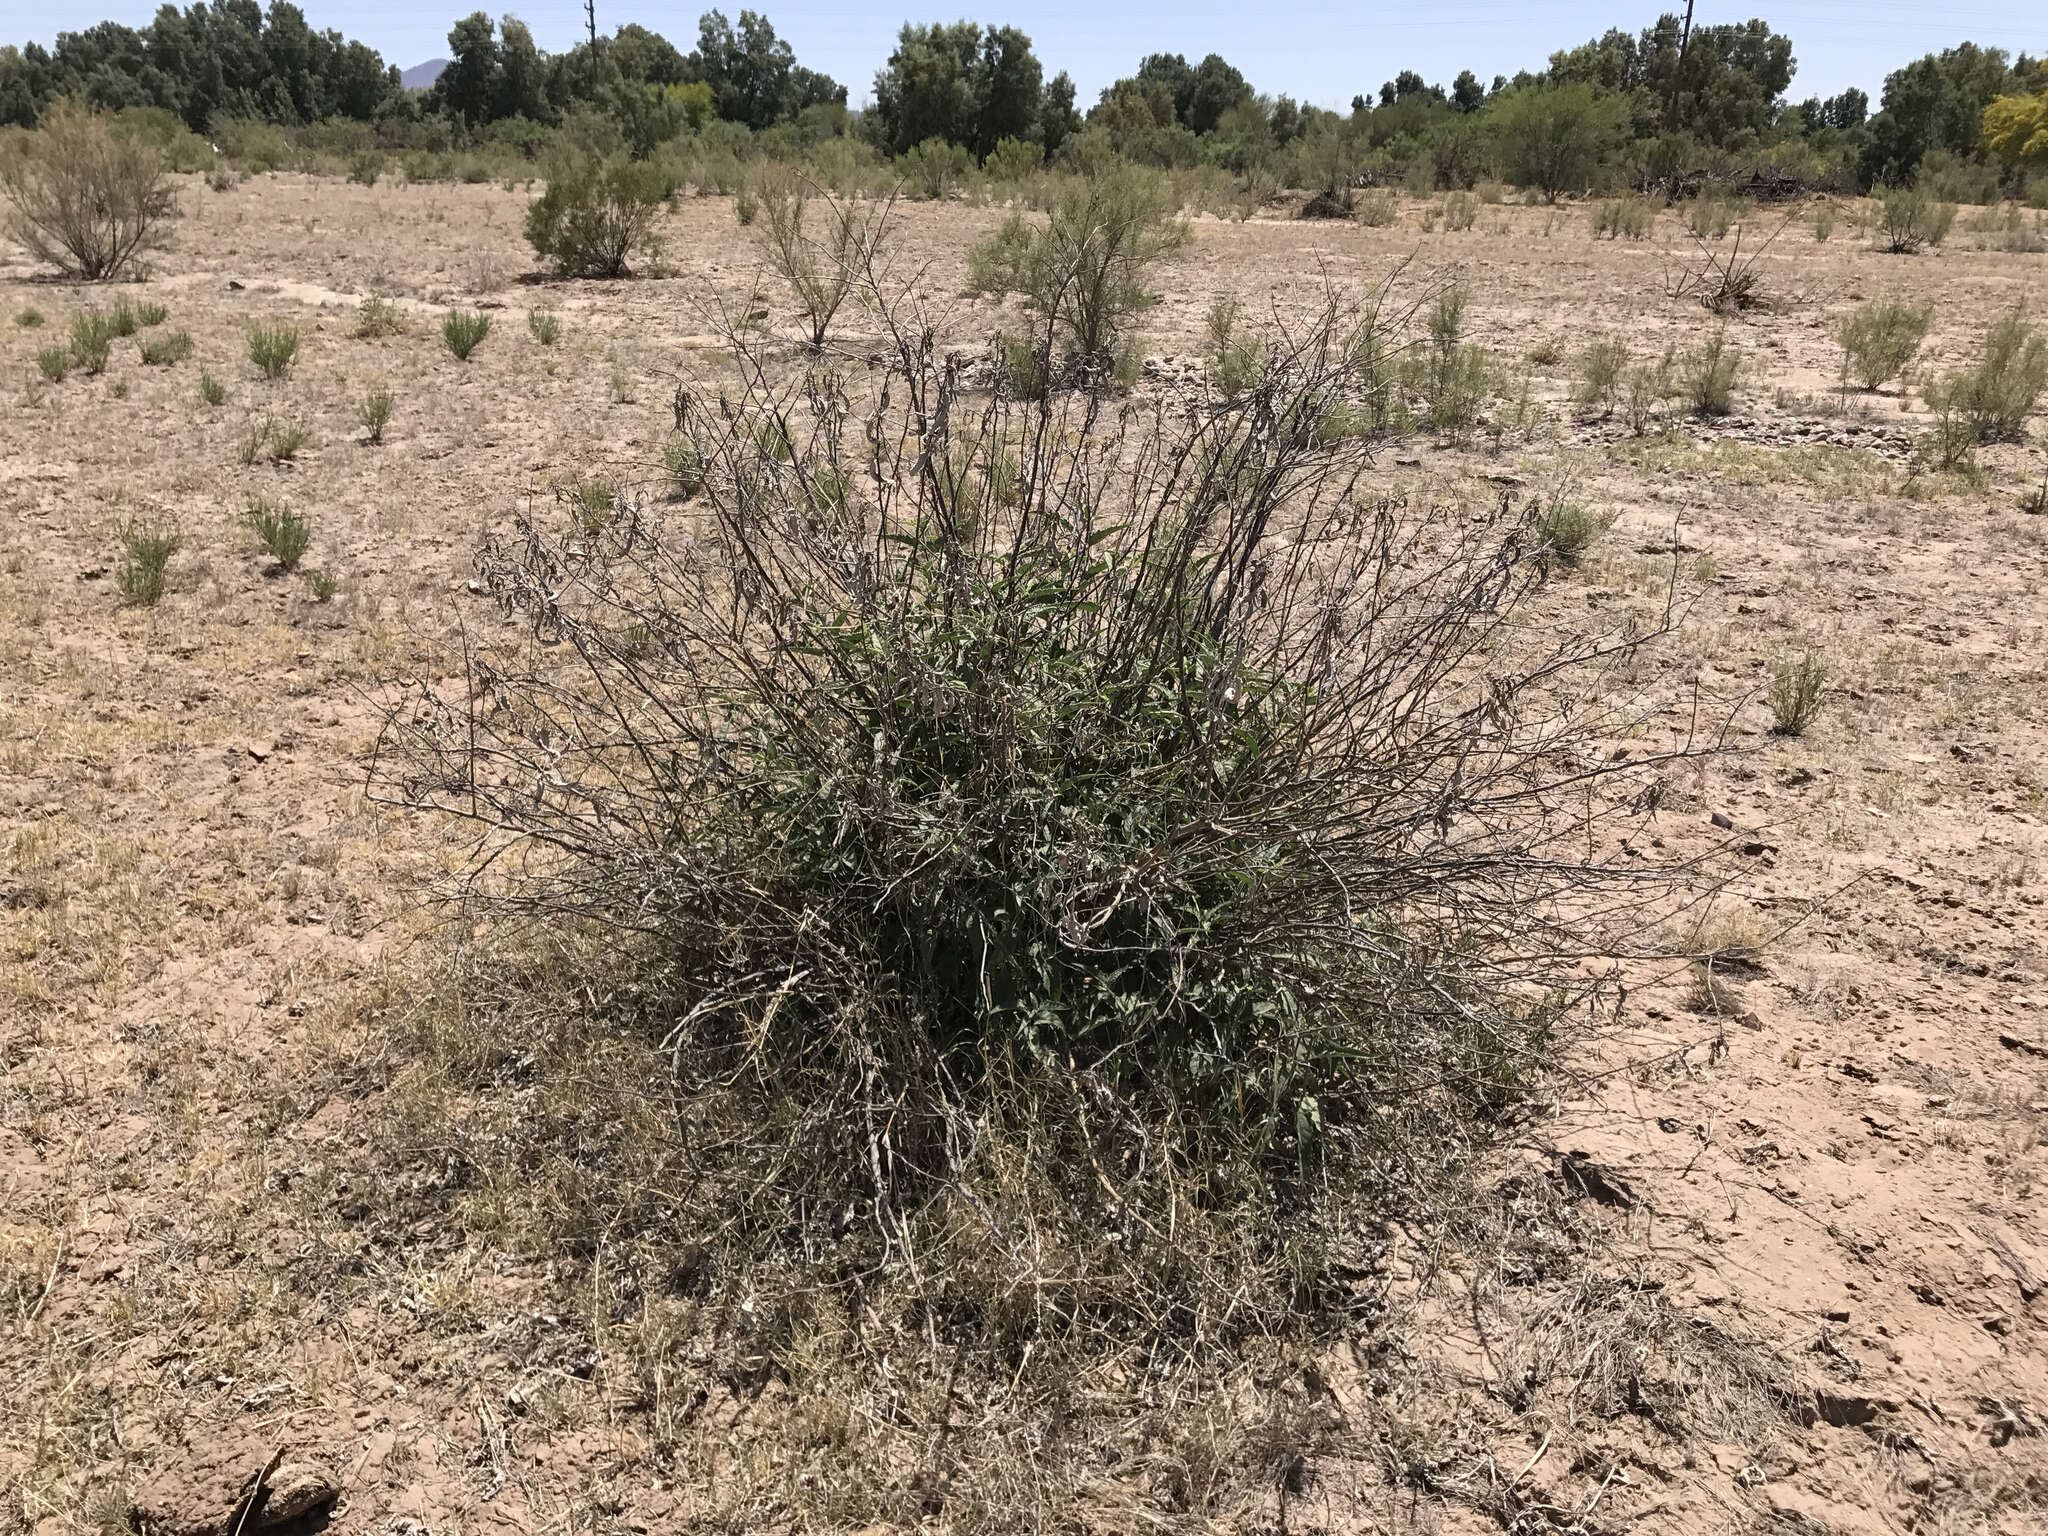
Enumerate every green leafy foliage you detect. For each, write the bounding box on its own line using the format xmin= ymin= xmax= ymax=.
xmin=524 ymin=155 xmax=667 ymax=279
xmin=441 ymin=309 xmax=492 ymax=360
xmin=247 ymin=322 xmax=300 ymax=379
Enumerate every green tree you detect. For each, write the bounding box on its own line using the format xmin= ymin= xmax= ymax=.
xmin=869 ymin=21 xmax=1046 ymax=158
xmin=1859 ymin=44 xmax=2032 ymax=187
xmin=432 ymin=12 xmax=500 ymax=126
xmin=1486 ymin=80 xmax=1627 ymax=199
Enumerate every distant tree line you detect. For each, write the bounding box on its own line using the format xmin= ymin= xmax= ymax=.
xmin=3 ymin=6 xmax=2044 ymax=196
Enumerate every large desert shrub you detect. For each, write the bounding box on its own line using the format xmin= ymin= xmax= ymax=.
xmin=525 ymin=154 xmax=667 ymax=278
xmin=968 ymin=164 xmax=1188 ymax=386
xmin=1 ymin=99 xmax=177 ymax=280
xmin=377 ymin=284 xmax=1702 ymax=1433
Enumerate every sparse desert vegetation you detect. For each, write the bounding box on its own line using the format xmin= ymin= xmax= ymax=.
xmin=6 ymin=24 xmax=2048 ymax=1536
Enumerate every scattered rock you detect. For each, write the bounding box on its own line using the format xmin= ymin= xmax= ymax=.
xmin=133 ymin=1442 xmax=339 ymax=1536
xmin=1558 ymin=1150 xmax=1639 ymax=1209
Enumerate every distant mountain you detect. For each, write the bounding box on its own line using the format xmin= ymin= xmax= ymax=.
xmin=400 ymin=59 xmax=447 ymax=91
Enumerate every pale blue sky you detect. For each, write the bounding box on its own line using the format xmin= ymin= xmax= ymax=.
xmin=12 ymin=0 xmax=2042 ymax=109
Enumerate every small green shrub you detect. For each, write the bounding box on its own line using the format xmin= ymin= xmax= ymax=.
xmin=1575 ymin=338 xmax=1629 ymax=416
xmin=1204 ymin=297 xmax=1266 ymax=399
xmin=70 ymin=310 xmax=114 ymax=374
xmin=1591 ymin=197 xmax=1653 ymax=239
xmin=996 ymin=334 xmax=1048 ymax=401
xmin=1408 ymin=284 xmax=1488 ymax=435
xmin=114 ymin=517 xmax=180 ymax=605
xmin=1623 ymin=355 xmax=1669 ymax=435
xmin=247 ymin=321 xmax=300 ymax=378
xmin=1767 ymin=651 xmax=1827 ymax=736
xmin=139 ymin=329 xmax=192 ymax=366
xmin=245 ymin=494 xmax=310 ymax=569
xmin=733 ymin=184 xmax=759 ymax=224
xmin=1876 ymin=185 xmax=1956 ymax=253
xmin=527 ymin=307 xmax=561 ymax=345
xmin=267 ymin=417 xmax=308 ymax=460
xmin=199 ymin=371 xmax=226 ymax=406
xmin=568 ymin=478 xmax=616 ymax=532
xmin=1536 ymin=498 xmax=1613 ymax=567
xmin=35 ymin=345 xmax=69 ymax=381
xmin=241 ymin=412 xmax=308 ymax=463
xmin=352 ymin=294 xmax=406 ymax=338
xmin=358 ymin=385 xmax=394 ymax=443
xmin=15 ymin=307 xmax=44 ymax=327
xmin=442 ymin=309 xmax=491 ymax=360
xmin=662 ymin=432 xmax=704 ymax=496
xmin=1677 ymin=329 xmax=1739 ymax=416
xmin=303 ymin=568 xmax=338 ymax=602
xmin=1812 ymin=203 xmax=1835 ymax=241
xmin=1833 ymin=299 xmax=1932 ymax=391
xmin=1442 ymin=190 xmax=1477 ymax=231
xmin=347 ymin=150 xmax=384 ymax=186
xmin=968 ymin=164 xmax=1188 ymax=387
xmin=134 ymin=300 xmax=167 ymax=327
xmin=1920 ymin=309 xmax=2048 ymax=455
xmin=105 ymin=298 xmax=139 ymax=337
xmin=896 ymin=136 xmax=972 ymax=201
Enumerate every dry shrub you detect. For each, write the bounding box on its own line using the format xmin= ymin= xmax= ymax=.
xmin=1876 ymin=184 xmax=1955 ymax=253
xmin=969 ymin=163 xmax=1187 ymax=387
xmin=373 ymin=276 xmax=1719 ymax=1529
xmin=751 ymin=168 xmax=891 ymax=348
xmin=1 ymin=99 xmax=176 ymax=280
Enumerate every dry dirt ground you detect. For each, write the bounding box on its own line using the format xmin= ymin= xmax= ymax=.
xmin=3 ymin=175 xmax=2048 ymax=1535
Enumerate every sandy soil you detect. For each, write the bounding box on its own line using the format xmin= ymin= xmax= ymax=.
xmin=3 ymin=174 xmax=2047 ymax=1535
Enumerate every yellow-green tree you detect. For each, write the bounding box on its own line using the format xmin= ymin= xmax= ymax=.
xmin=1982 ymin=89 xmax=2048 ymax=167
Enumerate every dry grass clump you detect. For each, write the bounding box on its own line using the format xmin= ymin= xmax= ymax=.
xmin=1575 ymin=337 xmax=1629 ymax=416
xmin=1591 ymin=197 xmax=1654 ymax=239
xmin=351 ymin=293 xmax=406 ymax=338
xmin=372 ymin=270 xmax=1716 ymax=1526
xmin=1768 ymin=650 xmax=1828 ymax=735
xmin=1 ymin=99 xmax=177 ymax=279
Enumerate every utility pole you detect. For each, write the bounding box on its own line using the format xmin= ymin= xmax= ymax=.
xmin=1664 ymin=0 xmax=1696 ymax=130
xmin=584 ymin=0 xmax=598 ymax=53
